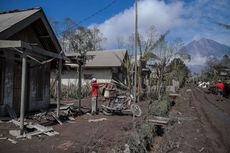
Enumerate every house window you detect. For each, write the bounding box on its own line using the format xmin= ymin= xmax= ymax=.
xmin=84 ymin=74 xmax=93 ymax=80
xmin=0 ymin=59 xmax=4 ymax=105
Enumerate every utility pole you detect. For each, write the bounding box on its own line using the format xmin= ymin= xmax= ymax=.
xmin=134 ymin=0 xmax=138 ymax=103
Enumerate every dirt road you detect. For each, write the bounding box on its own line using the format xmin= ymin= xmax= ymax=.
xmin=154 ymin=86 xmax=230 ymax=153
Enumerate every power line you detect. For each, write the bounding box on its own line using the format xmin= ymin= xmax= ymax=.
xmin=57 ymin=0 xmax=117 ymax=36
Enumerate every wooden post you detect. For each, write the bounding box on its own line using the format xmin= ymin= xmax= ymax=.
xmin=20 ymin=52 xmax=27 ymax=134
xmin=78 ymin=64 xmax=82 ymax=112
xmin=56 ymin=59 xmax=62 ymax=117
xmin=134 ymin=0 xmax=138 ymax=104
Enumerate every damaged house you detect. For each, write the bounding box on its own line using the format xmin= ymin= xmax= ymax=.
xmin=0 ymin=8 xmax=62 ymax=116
xmin=60 ymin=49 xmax=128 ymax=86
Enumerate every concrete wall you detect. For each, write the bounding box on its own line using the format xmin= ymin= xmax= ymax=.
xmin=52 ymin=68 xmax=113 ymax=87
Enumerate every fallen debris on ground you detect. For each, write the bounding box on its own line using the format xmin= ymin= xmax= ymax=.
xmin=88 ymin=118 xmax=107 ymax=122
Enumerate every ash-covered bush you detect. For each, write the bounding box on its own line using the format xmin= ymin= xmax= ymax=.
xmin=128 ymin=120 xmax=156 ymax=153
xmin=149 ymin=95 xmax=171 ymax=117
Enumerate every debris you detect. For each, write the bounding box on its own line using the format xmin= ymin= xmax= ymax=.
xmin=148 ymin=119 xmax=169 ymax=125
xmin=148 ymin=116 xmax=170 ymax=125
xmin=186 ymin=89 xmax=192 ymax=92
xmin=68 ymin=116 xmax=75 ymax=121
xmin=0 ymin=137 xmax=7 ymax=140
xmin=169 ymin=93 xmax=180 ymax=97
xmin=67 ymin=121 xmax=76 ymax=124
xmin=199 ymin=147 xmax=205 ymax=152
xmin=10 ymin=119 xmax=28 ymax=127
xmin=51 ymin=112 xmax=63 ymax=125
xmin=9 ymin=130 xmax=21 ymax=137
xmin=16 ymin=123 xmax=59 ymax=139
xmin=7 ymin=138 xmax=17 ymax=144
xmin=88 ymin=118 xmax=107 ymax=122
xmin=123 ymin=144 xmax=130 ymax=153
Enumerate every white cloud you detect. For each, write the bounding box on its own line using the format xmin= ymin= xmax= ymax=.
xmin=90 ymin=0 xmax=185 ymax=49
xmin=89 ymin=0 xmax=230 ymax=52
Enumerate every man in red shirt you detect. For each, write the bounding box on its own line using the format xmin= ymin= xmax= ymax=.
xmin=216 ymin=80 xmax=224 ymax=101
xmin=91 ymin=78 xmax=105 ymax=115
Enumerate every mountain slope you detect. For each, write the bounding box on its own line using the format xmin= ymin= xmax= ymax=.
xmin=183 ymin=38 xmax=230 ymax=57
xmin=181 ymin=38 xmax=230 ymax=73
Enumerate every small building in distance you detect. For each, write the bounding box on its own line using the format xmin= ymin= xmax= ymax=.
xmin=59 ymin=49 xmax=128 ymax=86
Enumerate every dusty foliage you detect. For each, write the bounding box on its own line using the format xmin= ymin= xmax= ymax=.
xmin=62 ymin=84 xmax=91 ymax=99
xmin=148 ymin=96 xmax=171 ymax=117
xmin=125 ymin=96 xmax=171 ymax=152
xmin=59 ymin=84 xmax=91 ymax=99
xmin=128 ymin=120 xmax=156 ymax=153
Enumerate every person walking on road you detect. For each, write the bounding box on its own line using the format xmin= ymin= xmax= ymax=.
xmin=216 ymin=80 xmax=224 ymax=101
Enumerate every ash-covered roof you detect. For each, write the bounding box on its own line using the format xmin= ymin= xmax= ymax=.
xmin=0 ymin=8 xmax=61 ymax=52
xmin=65 ymin=49 xmax=128 ymax=68
xmin=0 ymin=8 xmax=40 ymax=34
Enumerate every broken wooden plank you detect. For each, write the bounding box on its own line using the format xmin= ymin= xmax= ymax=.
xmin=10 ymin=119 xmax=28 ymax=127
xmin=0 ymin=137 xmax=7 ymax=140
xmin=88 ymin=118 xmax=107 ymax=122
xmin=45 ymin=131 xmax=59 ymax=136
xmin=152 ymin=116 xmax=170 ymax=122
xmin=29 ymin=124 xmax=53 ymax=132
xmin=169 ymin=93 xmax=180 ymax=97
xmin=51 ymin=112 xmax=63 ymax=125
xmin=0 ymin=40 xmax=22 ymax=48
xmin=148 ymin=119 xmax=169 ymax=125
xmin=7 ymin=138 xmax=17 ymax=144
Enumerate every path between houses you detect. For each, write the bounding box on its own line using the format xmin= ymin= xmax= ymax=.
xmin=151 ymin=85 xmax=230 ymax=153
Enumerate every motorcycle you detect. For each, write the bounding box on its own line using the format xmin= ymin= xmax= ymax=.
xmin=101 ymin=94 xmax=142 ymax=117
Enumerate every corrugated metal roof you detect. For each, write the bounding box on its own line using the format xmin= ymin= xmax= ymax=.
xmin=0 ymin=8 xmax=40 ymax=33
xmin=65 ymin=49 xmax=128 ymax=67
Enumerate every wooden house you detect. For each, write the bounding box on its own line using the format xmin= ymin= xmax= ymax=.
xmin=0 ymin=8 xmax=62 ymax=116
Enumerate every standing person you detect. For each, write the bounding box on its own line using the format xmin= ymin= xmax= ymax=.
xmin=216 ymin=80 xmax=224 ymax=101
xmin=91 ymin=78 xmax=104 ymax=115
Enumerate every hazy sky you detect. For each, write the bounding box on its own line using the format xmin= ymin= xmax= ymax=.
xmin=1 ymin=0 xmax=230 ymax=48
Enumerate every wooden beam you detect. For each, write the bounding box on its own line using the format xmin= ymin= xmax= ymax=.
xmin=0 ymin=40 xmax=22 ymax=48
xmin=0 ymin=40 xmax=69 ymax=60
xmin=30 ymin=45 xmax=60 ymax=59
xmin=39 ymin=35 xmax=50 ymax=38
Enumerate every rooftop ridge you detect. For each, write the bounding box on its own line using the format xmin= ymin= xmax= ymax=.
xmin=0 ymin=7 xmax=41 ymax=15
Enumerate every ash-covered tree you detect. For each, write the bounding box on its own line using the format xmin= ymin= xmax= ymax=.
xmin=165 ymin=58 xmax=190 ymax=87
xmin=59 ymin=18 xmax=105 ymax=54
